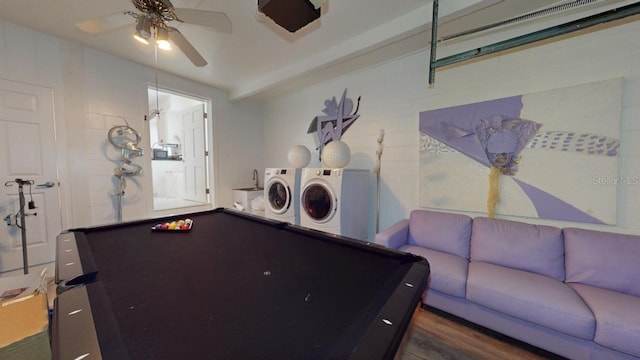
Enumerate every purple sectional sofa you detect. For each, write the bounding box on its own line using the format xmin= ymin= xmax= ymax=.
xmin=375 ymin=209 xmax=640 ymax=360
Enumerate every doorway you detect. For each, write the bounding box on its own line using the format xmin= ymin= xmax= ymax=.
xmin=148 ymin=88 xmax=210 ymax=211
xmin=0 ymin=79 xmax=61 ymax=275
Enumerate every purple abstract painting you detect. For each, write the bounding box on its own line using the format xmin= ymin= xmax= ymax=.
xmin=419 ymin=79 xmax=623 ymax=224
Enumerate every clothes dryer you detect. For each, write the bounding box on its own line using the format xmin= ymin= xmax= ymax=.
xmin=264 ymin=168 xmax=301 ymax=224
xmin=299 ymin=168 xmax=369 ymax=240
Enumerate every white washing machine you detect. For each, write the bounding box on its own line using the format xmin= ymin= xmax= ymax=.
xmin=299 ymin=168 xmax=369 ymax=240
xmin=264 ymin=168 xmax=301 ymax=224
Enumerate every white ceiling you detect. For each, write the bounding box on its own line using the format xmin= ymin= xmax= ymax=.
xmin=0 ymin=0 xmax=628 ymax=100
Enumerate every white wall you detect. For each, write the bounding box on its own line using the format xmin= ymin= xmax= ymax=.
xmin=264 ymin=20 xmax=640 ymax=239
xmin=3 ymin=15 xmax=639 ymax=238
xmin=0 ymin=19 xmax=264 ymax=229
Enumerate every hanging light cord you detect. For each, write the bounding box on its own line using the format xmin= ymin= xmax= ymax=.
xmin=155 ymin=38 xmax=160 ymax=115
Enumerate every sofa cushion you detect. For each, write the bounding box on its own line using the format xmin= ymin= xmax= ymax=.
xmin=470 ymin=217 xmax=565 ymax=281
xmin=467 ymin=262 xmax=595 ymax=340
xmin=408 ymin=210 xmax=472 ymax=259
xmin=569 ymin=283 xmax=640 ymax=357
xmin=564 ymin=227 xmax=640 ymax=297
xmin=399 ymin=245 xmax=468 ymax=298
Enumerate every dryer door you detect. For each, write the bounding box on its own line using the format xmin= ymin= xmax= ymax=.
xmin=266 ymin=178 xmax=291 ymax=215
xmin=301 ymin=181 xmax=337 ymax=223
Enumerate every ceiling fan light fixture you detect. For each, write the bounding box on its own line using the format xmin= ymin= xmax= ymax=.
xmin=155 ymin=27 xmax=172 ymax=50
xmin=157 ymin=39 xmax=172 ymax=50
xmin=134 ymin=16 xmax=151 ymax=44
xmin=133 ymin=32 xmax=150 ymax=44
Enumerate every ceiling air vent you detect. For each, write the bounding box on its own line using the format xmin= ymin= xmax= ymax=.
xmin=258 ymin=0 xmax=322 ymax=32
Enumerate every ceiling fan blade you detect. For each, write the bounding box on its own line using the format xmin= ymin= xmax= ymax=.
xmin=76 ymin=12 xmax=132 ymax=34
xmin=168 ymin=28 xmax=208 ymax=67
xmin=173 ymin=8 xmax=232 ymax=33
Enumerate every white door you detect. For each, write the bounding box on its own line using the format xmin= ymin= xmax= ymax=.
xmin=181 ymin=104 xmax=207 ymax=203
xmin=0 ymin=79 xmax=61 ymax=274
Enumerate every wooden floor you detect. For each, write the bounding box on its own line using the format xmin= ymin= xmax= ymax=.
xmin=396 ymin=306 xmax=563 ymax=360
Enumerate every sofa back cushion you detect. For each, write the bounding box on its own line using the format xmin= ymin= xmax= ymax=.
xmin=408 ymin=210 xmax=472 ymax=258
xmin=471 ymin=217 xmax=565 ymax=281
xmin=564 ymin=227 xmax=640 ymax=297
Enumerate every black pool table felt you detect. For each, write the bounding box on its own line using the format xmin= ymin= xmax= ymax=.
xmin=61 ymin=211 xmax=424 ymax=359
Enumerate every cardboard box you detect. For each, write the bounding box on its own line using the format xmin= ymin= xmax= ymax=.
xmin=0 ymin=292 xmax=51 ymax=360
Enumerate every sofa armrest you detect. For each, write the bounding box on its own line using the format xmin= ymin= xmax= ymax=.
xmin=375 ymin=219 xmax=410 ymax=249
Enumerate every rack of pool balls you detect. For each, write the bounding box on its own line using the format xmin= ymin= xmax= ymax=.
xmin=151 ymin=218 xmax=193 ymax=231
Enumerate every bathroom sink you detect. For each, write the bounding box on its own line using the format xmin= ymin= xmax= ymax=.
xmin=233 ymin=187 xmax=264 ymax=191
xmin=232 ymin=188 xmax=264 ymax=214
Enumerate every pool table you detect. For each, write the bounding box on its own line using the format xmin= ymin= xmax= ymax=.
xmin=53 ymin=208 xmax=429 ymax=360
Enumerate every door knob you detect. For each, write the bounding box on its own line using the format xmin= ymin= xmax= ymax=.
xmin=36 ymin=181 xmax=55 ymax=188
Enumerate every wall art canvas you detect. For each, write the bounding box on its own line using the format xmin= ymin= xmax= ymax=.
xmin=419 ymin=78 xmax=623 ymax=224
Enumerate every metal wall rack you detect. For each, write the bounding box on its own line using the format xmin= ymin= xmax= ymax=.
xmin=429 ymin=0 xmax=640 ymax=84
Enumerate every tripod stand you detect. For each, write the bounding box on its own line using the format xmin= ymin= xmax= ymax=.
xmin=4 ymin=178 xmax=37 ymax=274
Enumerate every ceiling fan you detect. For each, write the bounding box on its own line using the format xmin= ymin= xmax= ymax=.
xmin=75 ymin=0 xmax=232 ymax=67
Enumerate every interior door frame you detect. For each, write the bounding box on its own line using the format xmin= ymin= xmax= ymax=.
xmin=145 ymin=84 xmax=215 ymax=216
xmin=0 ymin=78 xmax=67 ymax=276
